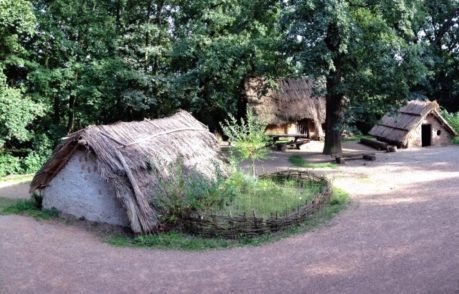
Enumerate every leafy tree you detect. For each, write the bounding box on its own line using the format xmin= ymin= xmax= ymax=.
xmin=28 ymin=0 xmax=120 ymax=135
xmin=0 ymin=0 xmax=42 ymax=150
xmin=414 ymin=1 xmax=459 ymax=112
xmin=170 ymin=0 xmax=289 ymax=129
xmin=284 ymin=0 xmax=426 ymax=154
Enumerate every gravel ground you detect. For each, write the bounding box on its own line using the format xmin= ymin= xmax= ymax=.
xmin=1 ymin=145 xmax=459 ymax=293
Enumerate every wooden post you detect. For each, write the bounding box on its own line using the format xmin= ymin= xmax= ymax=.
xmin=115 ymin=150 xmax=156 ymax=230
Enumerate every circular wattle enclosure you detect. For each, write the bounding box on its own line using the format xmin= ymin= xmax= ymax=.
xmin=184 ymin=170 xmax=332 ymax=239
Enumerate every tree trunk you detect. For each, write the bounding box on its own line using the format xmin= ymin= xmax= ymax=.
xmin=66 ymin=94 xmax=76 ymax=134
xmin=323 ymin=22 xmax=345 ymax=155
xmin=53 ymin=97 xmax=60 ymax=124
xmin=323 ymin=80 xmax=344 ymax=155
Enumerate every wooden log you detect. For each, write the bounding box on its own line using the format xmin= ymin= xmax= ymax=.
xmin=335 ymin=157 xmax=346 ymax=164
xmin=360 ymin=138 xmax=388 ymax=150
xmin=363 ymin=154 xmax=376 ymax=161
xmin=386 ymin=145 xmax=397 ymax=152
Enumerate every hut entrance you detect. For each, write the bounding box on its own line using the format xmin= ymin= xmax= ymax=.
xmin=297 ymin=119 xmax=314 ymax=137
xmin=422 ymin=124 xmax=432 ymax=147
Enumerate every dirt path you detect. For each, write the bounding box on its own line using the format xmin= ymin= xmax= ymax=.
xmin=1 ymin=146 xmax=459 ymax=293
xmin=0 ymin=181 xmax=31 ymax=199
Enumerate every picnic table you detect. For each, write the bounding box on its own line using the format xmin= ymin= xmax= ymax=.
xmin=268 ymin=134 xmax=310 ymax=151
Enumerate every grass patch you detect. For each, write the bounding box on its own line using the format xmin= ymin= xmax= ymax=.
xmin=0 ymin=198 xmax=58 ymax=220
xmin=0 ymin=197 xmax=18 ymax=211
xmin=210 ymin=175 xmax=324 ymax=217
xmin=288 ymin=155 xmax=336 ymax=169
xmin=0 ymin=174 xmax=34 ymax=183
xmin=342 ymin=134 xmax=372 ymax=142
xmin=108 ymin=231 xmax=237 ymax=250
xmin=106 ymin=187 xmax=350 ymax=251
xmin=452 ymin=136 xmax=459 ymax=145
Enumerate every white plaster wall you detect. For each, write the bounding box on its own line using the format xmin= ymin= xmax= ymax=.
xmin=406 ymin=114 xmax=453 ymax=148
xmin=42 ymin=150 xmax=129 ymax=227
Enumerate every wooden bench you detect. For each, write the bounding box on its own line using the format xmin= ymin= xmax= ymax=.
xmin=269 ymin=134 xmax=311 ymax=151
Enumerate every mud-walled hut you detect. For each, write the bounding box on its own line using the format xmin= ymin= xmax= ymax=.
xmin=30 ymin=110 xmax=226 ymax=234
xmin=369 ymin=100 xmax=456 ymax=148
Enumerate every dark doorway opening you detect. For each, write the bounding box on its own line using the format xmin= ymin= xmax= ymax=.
xmin=421 ymin=124 xmax=432 ymax=147
xmin=297 ymin=119 xmax=311 ymax=137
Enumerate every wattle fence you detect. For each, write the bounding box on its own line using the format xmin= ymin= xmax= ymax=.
xmin=183 ymin=170 xmax=333 ymax=239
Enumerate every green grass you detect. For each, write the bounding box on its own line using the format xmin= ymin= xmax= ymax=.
xmin=342 ymin=134 xmax=372 ymax=142
xmin=210 ymin=177 xmax=324 ymax=217
xmin=288 ymin=155 xmax=336 ymax=169
xmin=106 ymin=187 xmax=350 ymax=251
xmin=0 ymin=174 xmax=34 ymax=183
xmin=0 ymin=197 xmax=17 ymax=211
xmin=0 ymin=198 xmax=58 ymax=220
xmin=108 ymin=231 xmax=237 ymax=250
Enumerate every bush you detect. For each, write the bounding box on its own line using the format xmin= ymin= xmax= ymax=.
xmin=22 ymin=133 xmax=52 ymax=173
xmin=156 ymin=161 xmax=234 ymax=224
xmin=220 ymin=107 xmax=269 ymax=176
xmin=0 ymin=153 xmax=21 ymax=177
xmin=441 ymin=109 xmax=459 ymax=144
xmin=442 ymin=109 xmax=459 ymax=132
xmin=0 ymin=134 xmax=52 ymax=177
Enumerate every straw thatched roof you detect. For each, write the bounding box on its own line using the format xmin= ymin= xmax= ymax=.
xmin=369 ymin=100 xmax=457 ymax=144
xmin=244 ymin=78 xmax=326 ymax=126
xmin=30 ymin=110 xmax=226 ymax=234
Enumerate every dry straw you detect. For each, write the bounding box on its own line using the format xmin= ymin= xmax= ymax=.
xmin=369 ymin=100 xmax=457 ymax=145
xmin=244 ymin=78 xmax=326 ymax=136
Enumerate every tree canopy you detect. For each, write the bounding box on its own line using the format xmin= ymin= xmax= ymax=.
xmin=0 ymin=0 xmax=458 ymax=174
xmin=283 ymin=0 xmax=427 ymax=154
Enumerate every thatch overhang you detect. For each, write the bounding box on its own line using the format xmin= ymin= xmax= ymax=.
xmin=244 ymin=78 xmax=326 ymax=127
xmin=30 ymin=110 xmax=226 ymax=234
xmin=369 ymin=100 xmax=457 ymax=145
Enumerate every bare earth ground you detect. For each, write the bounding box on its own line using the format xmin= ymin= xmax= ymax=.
xmin=0 ymin=180 xmax=31 ymax=199
xmin=1 ymin=144 xmax=459 ymax=293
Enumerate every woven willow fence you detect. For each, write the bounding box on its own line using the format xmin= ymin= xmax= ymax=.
xmin=183 ymin=170 xmax=332 ymax=239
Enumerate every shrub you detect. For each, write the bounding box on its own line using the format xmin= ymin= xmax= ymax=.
xmin=442 ymin=109 xmax=459 ymax=133
xmin=156 ymin=161 xmax=234 ymax=225
xmin=0 ymin=153 xmax=21 ymax=177
xmin=441 ymin=109 xmax=459 ymax=144
xmin=0 ymin=134 xmax=52 ymax=177
xmin=22 ymin=133 xmax=52 ymax=173
xmin=220 ymin=107 xmax=269 ymax=176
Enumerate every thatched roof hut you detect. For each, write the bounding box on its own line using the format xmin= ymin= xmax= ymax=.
xmin=244 ymin=78 xmax=326 ymax=139
xmin=31 ymin=110 xmax=225 ymax=234
xmin=369 ymin=100 xmax=456 ymax=148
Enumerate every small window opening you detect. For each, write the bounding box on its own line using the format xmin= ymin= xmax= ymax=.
xmin=437 ymin=130 xmax=442 ymax=136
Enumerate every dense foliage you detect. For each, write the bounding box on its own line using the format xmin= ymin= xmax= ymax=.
xmin=1 ymin=0 xmax=459 ymax=173
xmin=283 ymin=0 xmax=427 ymax=154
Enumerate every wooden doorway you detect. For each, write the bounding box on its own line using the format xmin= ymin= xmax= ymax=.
xmin=421 ymin=124 xmax=432 ymax=147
